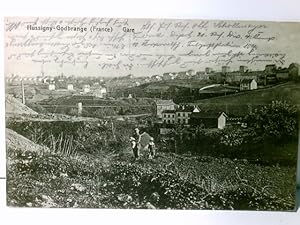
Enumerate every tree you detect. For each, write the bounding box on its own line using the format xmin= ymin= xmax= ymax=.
xmin=245 ymin=101 xmax=298 ymax=143
xmin=288 ymin=63 xmax=300 ymax=81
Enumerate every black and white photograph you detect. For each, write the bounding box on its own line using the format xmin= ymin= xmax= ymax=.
xmin=4 ymin=16 xmax=299 ymax=211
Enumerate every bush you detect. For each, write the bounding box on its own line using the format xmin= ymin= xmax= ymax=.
xmin=26 ymin=102 xmax=48 ymax=114
xmin=245 ymin=101 xmax=298 ymax=143
xmin=6 ymin=120 xmax=131 ymax=155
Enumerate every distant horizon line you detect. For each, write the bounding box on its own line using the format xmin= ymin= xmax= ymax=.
xmin=5 ymin=62 xmax=298 ymax=78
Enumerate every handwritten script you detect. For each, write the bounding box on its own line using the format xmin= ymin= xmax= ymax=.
xmin=5 ymin=17 xmax=295 ymax=76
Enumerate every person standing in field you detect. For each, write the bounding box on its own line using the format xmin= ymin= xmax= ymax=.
xmin=130 ymin=137 xmax=139 ymax=160
xmin=148 ymin=137 xmax=156 ymax=159
xmin=133 ymin=127 xmax=141 ymax=156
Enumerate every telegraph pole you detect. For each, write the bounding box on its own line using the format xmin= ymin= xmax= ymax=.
xmin=21 ymin=79 xmax=25 ymax=104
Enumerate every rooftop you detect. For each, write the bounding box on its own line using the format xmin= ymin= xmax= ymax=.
xmin=176 ymin=105 xmax=195 ymax=112
xmin=156 ymin=99 xmax=176 ymax=105
xmin=190 ymin=111 xmax=227 ymax=119
xmin=240 ymin=79 xmax=255 ymax=84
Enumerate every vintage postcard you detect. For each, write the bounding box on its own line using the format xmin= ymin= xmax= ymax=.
xmin=4 ymin=17 xmax=299 ymax=210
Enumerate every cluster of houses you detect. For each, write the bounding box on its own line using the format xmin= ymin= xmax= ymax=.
xmin=6 ymin=74 xmax=108 ymax=98
xmin=160 ymin=69 xmax=210 ymax=81
xmin=239 ymin=79 xmax=257 ymax=91
xmin=155 ymin=99 xmax=227 ymax=130
xmin=46 ymin=80 xmax=108 ymax=98
xmin=214 ymin=63 xmax=300 ymax=88
xmin=155 ymin=63 xmax=300 ymax=91
xmin=6 ymin=63 xmax=300 ymax=103
xmin=7 ymin=62 xmax=299 ymax=92
xmin=5 ymin=75 xmax=56 ymax=85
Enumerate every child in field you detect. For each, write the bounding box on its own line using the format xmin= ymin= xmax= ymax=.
xmin=148 ymin=137 xmax=156 ymax=159
xmin=130 ymin=137 xmax=139 ymax=160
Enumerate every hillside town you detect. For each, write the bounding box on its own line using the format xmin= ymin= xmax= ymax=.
xmin=6 ymin=63 xmax=300 ymax=102
xmin=5 ymin=62 xmax=300 ymax=95
xmin=6 ymin=62 xmax=300 ymax=135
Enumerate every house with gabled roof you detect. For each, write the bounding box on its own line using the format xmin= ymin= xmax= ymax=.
xmin=155 ymin=99 xmax=177 ymax=119
xmin=240 ymin=79 xmax=257 ymax=91
xmin=265 ymin=64 xmax=277 ymax=73
xmin=190 ymin=111 xmax=227 ymax=129
xmin=175 ymin=105 xmax=201 ymax=125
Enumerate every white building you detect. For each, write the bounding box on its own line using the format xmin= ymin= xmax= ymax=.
xmin=94 ymin=87 xmax=107 ymax=98
xmin=175 ymin=105 xmax=200 ymax=125
xmin=83 ymin=84 xmax=90 ymax=93
xmin=48 ymin=84 xmax=55 ymax=90
xmin=67 ymin=84 xmax=74 ymax=91
xmin=155 ymin=100 xmax=177 ymax=119
xmin=217 ymin=112 xmax=227 ymax=129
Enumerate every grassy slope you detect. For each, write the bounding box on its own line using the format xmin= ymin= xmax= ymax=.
xmin=126 ymin=81 xmax=300 ymax=116
xmin=5 ymin=95 xmax=38 ymax=115
xmin=127 ymin=79 xmax=211 ymax=93
xmin=187 ymin=82 xmax=300 ymax=116
xmin=196 ymin=82 xmax=300 ymax=106
xmin=39 ymin=95 xmax=154 ymax=106
xmin=118 ymin=149 xmax=297 ymax=202
xmin=7 ymin=129 xmax=297 ymax=210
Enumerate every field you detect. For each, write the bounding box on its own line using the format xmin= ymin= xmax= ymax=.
xmin=6 ymin=119 xmax=297 ymax=210
xmin=5 ymin=82 xmax=299 ymax=210
xmin=115 ymin=79 xmax=213 ymax=100
xmin=133 ymin=79 xmax=212 ymax=89
xmin=196 ymin=82 xmax=300 ymax=105
xmin=25 ymin=95 xmax=155 ymax=117
xmin=188 ymin=82 xmax=300 ymax=116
